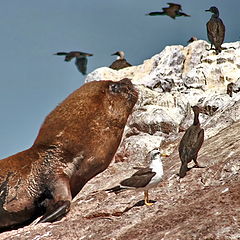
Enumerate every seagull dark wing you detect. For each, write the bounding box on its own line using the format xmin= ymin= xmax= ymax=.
xmin=120 ymin=168 xmax=156 ymax=188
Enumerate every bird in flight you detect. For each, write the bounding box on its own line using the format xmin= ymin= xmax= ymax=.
xmin=146 ymin=3 xmax=190 ymax=19
xmin=54 ymin=51 xmax=93 ymax=75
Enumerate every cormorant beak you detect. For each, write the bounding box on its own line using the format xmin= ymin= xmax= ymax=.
xmin=111 ymin=52 xmax=118 ymax=56
xmin=205 ymin=9 xmax=210 ymax=12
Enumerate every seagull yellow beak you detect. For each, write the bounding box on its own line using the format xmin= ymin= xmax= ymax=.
xmin=160 ymin=153 xmax=170 ymax=157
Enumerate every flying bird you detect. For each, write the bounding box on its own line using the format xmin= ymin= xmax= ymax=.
xmin=146 ymin=3 xmax=190 ymax=19
xmin=178 ymin=106 xmax=204 ymax=178
xmin=106 ymin=149 xmax=165 ymax=206
xmin=54 ymin=51 xmax=93 ymax=75
xmin=109 ymin=51 xmax=132 ymax=70
xmin=205 ymin=6 xmax=225 ymax=54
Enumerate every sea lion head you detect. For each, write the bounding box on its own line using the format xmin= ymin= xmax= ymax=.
xmin=99 ymin=78 xmax=138 ymax=127
xmin=34 ymin=78 xmax=138 ymax=153
xmin=108 ymin=78 xmax=138 ymax=107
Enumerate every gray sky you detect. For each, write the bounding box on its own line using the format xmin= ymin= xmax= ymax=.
xmin=0 ymin=0 xmax=239 ymax=158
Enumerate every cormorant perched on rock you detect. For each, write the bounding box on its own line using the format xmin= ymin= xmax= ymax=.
xmin=109 ymin=51 xmax=132 ymax=70
xmin=227 ymin=82 xmax=240 ymax=97
xmin=178 ymin=106 xmax=204 ymax=178
xmin=146 ymin=3 xmax=190 ymax=19
xmin=54 ymin=51 xmax=93 ymax=75
xmin=106 ymin=149 xmax=165 ymax=206
xmin=187 ymin=36 xmax=198 ymax=43
xmin=227 ymin=83 xmax=234 ymax=97
xmin=205 ymin=6 xmax=225 ymax=54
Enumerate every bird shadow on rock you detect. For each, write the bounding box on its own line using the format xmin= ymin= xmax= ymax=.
xmin=123 ymin=199 xmax=157 ymax=212
xmin=176 ymin=164 xmax=206 ymax=178
xmin=83 ymin=199 xmax=156 ymax=220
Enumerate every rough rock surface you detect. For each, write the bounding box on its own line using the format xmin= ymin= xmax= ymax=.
xmin=1 ymin=40 xmax=240 ymax=239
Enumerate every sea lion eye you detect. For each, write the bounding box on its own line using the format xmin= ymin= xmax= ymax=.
xmin=109 ymin=83 xmax=121 ymax=93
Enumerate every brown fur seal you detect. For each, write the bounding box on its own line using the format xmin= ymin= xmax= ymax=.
xmin=0 ymin=78 xmax=138 ymax=231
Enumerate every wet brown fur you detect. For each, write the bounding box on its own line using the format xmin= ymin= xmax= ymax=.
xmin=0 ymin=78 xmax=138 ymax=230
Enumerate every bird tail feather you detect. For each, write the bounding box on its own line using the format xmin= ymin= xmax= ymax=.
xmin=105 ymin=186 xmax=125 ymax=194
xmin=179 ymin=161 xmax=188 ymax=178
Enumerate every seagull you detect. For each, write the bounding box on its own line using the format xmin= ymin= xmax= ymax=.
xmin=178 ymin=106 xmax=204 ymax=178
xmin=54 ymin=51 xmax=93 ymax=75
xmin=109 ymin=51 xmax=132 ymax=70
xmin=106 ymin=149 xmax=165 ymax=206
xmin=205 ymin=6 xmax=225 ymax=54
xmin=146 ymin=3 xmax=190 ymax=19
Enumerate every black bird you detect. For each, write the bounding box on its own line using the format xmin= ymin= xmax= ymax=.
xmin=178 ymin=106 xmax=204 ymax=178
xmin=106 ymin=149 xmax=165 ymax=206
xmin=227 ymin=83 xmax=234 ymax=97
xmin=54 ymin=51 xmax=93 ymax=75
xmin=109 ymin=51 xmax=132 ymax=70
xmin=146 ymin=3 xmax=190 ymax=19
xmin=187 ymin=36 xmax=198 ymax=43
xmin=227 ymin=82 xmax=240 ymax=97
xmin=205 ymin=6 xmax=225 ymax=54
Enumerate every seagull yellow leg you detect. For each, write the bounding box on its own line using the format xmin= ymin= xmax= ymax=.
xmin=144 ymin=190 xmax=153 ymax=206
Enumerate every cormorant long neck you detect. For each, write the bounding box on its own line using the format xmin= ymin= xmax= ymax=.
xmin=193 ymin=112 xmax=200 ymax=125
xmin=212 ymin=10 xmax=219 ymax=18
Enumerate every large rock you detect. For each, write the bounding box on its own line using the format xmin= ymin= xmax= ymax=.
xmin=1 ymin=119 xmax=239 ymax=240
xmin=1 ymin=40 xmax=240 ymax=239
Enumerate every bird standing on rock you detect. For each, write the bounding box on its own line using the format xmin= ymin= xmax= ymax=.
xmin=106 ymin=149 xmax=166 ymax=206
xmin=205 ymin=6 xmax=225 ymax=54
xmin=54 ymin=51 xmax=93 ymax=75
xmin=178 ymin=106 xmax=204 ymax=178
xmin=187 ymin=37 xmax=198 ymax=43
xmin=109 ymin=51 xmax=132 ymax=70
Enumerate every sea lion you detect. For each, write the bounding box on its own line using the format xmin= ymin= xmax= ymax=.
xmin=0 ymin=78 xmax=138 ymax=231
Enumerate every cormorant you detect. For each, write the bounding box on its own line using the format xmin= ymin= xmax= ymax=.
xmin=205 ymin=6 xmax=225 ymax=54
xmin=106 ymin=149 xmax=165 ymax=206
xmin=54 ymin=51 xmax=93 ymax=75
xmin=227 ymin=82 xmax=240 ymax=97
xmin=146 ymin=3 xmax=190 ymax=19
xmin=109 ymin=51 xmax=132 ymax=70
xmin=178 ymin=106 xmax=204 ymax=178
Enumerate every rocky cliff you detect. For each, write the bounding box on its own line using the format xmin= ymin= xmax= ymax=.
xmin=1 ymin=40 xmax=240 ymax=240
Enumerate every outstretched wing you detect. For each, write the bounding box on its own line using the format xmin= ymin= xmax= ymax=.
xmin=75 ymin=57 xmax=87 ymax=75
xmin=147 ymin=11 xmax=165 ymax=16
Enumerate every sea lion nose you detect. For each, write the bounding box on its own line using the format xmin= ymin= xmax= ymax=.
xmin=109 ymin=83 xmax=121 ymax=93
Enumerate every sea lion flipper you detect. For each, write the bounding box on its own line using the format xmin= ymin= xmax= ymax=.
xmin=38 ymin=200 xmax=71 ymax=223
xmin=0 ymin=79 xmax=138 ymax=230
xmin=38 ymin=176 xmax=72 ymax=223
